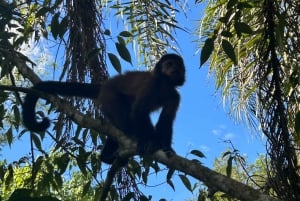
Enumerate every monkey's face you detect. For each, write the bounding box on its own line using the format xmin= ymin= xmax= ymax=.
xmin=161 ymin=59 xmax=185 ymax=86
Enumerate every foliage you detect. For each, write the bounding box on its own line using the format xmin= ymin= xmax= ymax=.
xmin=106 ymin=0 xmax=185 ymax=67
xmin=199 ymin=0 xmax=300 ymax=200
xmin=0 ymin=157 xmax=95 ymax=201
xmin=190 ymin=148 xmax=269 ymax=201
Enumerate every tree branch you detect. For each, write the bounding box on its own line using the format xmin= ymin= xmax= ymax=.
xmin=0 ymin=84 xmax=281 ymax=201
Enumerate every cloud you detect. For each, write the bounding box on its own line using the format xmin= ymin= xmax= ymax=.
xmin=211 ymin=125 xmax=235 ymax=140
xmin=223 ymin=132 xmax=235 ymax=140
xmin=212 ymin=129 xmax=221 ymax=136
xmin=199 ymin=145 xmax=210 ymax=153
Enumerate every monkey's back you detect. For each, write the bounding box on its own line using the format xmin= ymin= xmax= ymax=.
xmin=102 ymin=71 xmax=154 ymax=96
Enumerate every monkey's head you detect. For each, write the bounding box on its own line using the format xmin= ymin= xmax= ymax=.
xmin=154 ymin=54 xmax=186 ymax=86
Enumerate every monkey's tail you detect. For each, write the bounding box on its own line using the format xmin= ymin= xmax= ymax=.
xmin=22 ymin=81 xmax=101 ymax=132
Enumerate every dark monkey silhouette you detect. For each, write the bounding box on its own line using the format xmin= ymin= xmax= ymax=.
xmin=22 ymin=54 xmax=186 ymax=164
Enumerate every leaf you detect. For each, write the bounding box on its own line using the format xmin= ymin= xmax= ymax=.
xmin=58 ymin=16 xmax=68 ymax=38
xmin=5 ymin=164 xmax=13 ymax=186
xmin=115 ymin=42 xmax=132 ymax=64
xmin=190 ymin=150 xmax=206 ymax=158
xmin=36 ymin=7 xmax=50 ymax=18
xmin=54 ymin=171 xmax=63 ymax=187
xmin=82 ymin=180 xmax=91 ymax=197
xmin=166 ymin=168 xmax=175 ymax=180
xmin=200 ymin=37 xmax=215 ymax=66
xmin=117 ymin=36 xmax=125 ymax=45
xmin=221 ymin=39 xmax=237 ymax=64
xmin=32 ymin=133 xmax=42 ymax=151
xmin=6 ymin=127 xmax=13 ymax=147
xmin=226 ymin=156 xmax=233 ymax=178
xmin=221 ymin=30 xmax=233 ymax=37
xmin=91 ymin=153 xmax=100 ymax=176
xmin=50 ymin=12 xmax=60 ymax=40
xmin=222 ymin=151 xmax=232 ymax=158
xmin=179 ymin=174 xmax=193 ymax=192
xmin=167 ymin=179 xmax=175 ymax=191
xmin=234 ymin=22 xmax=252 ymax=36
xmin=32 ymin=156 xmax=44 ymax=179
xmin=119 ymin=31 xmax=132 ymax=37
xmin=13 ymin=104 xmax=20 ymax=127
xmin=56 ymin=153 xmax=69 ymax=174
xmin=108 ymin=53 xmax=121 ymax=73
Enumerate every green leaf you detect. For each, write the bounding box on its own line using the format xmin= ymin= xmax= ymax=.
xmin=54 ymin=171 xmax=63 ymax=187
xmin=221 ymin=30 xmax=233 ymax=37
xmin=50 ymin=12 xmax=60 ymax=40
xmin=58 ymin=16 xmax=68 ymax=38
xmin=116 ymin=42 xmax=132 ymax=64
xmin=56 ymin=153 xmax=69 ymax=174
xmin=226 ymin=156 xmax=233 ymax=178
xmin=32 ymin=133 xmax=42 ymax=151
xmin=221 ymin=39 xmax=237 ymax=64
xmin=33 ymin=156 xmax=44 ymax=180
xmin=77 ymin=147 xmax=87 ymax=175
xmin=119 ymin=31 xmax=132 ymax=37
xmin=190 ymin=150 xmax=206 ymax=158
xmin=5 ymin=164 xmax=13 ymax=186
xmin=222 ymin=151 xmax=232 ymax=158
xmin=6 ymin=127 xmax=13 ymax=147
xmin=179 ymin=174 xmax=193 ymax=192
xmin=108 ymin=53 xmax=121 ymax=73
xmin=13 ymin=104 xmax=20 ymax=127
xmin=166 ymin=168 xmax=175 ymax=180
xmin=36 ymin=7 xmax=50 ymax=18
xmin=234 ymin=22 xmax=253 ymax=36
xmin=167 ymin=179 xmax=175 ymax=191
xmin=200 ymin=37 xmax=215 ymax=66
xmin=82 ymin=180 xmax=91 ymax=197
xmin=117 ymin=36 xmax=125 ymax=45
xmin=91 ymin=153 xmax=100 ymax=176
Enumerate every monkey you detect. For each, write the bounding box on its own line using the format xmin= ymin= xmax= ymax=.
xmin=22 ymin=53 xmax=185 ymax=164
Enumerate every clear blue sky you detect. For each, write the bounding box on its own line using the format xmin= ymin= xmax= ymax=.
xmin=2 ymin=2 xmax=266 ymax=201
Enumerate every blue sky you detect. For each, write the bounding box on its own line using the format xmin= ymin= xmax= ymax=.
xmin=1 ymin=2 xmax=266 ymax=200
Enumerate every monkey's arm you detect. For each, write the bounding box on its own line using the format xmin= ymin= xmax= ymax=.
xmin=130 ymin=85 xmax=157 ymax=154
xmin=155 ymin=90 xmax=180 ymax=149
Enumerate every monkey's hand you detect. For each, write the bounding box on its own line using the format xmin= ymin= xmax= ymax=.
xmin=137 ymin=138 xmax=175 ymax=158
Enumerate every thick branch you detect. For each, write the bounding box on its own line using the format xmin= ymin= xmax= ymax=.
xmin=154 ymin=152 xmax=281 ymax=201
xmin=0 ymin=85 xmax=281 ymax=201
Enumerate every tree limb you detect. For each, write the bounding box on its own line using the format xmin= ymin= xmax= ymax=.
xmin=0 ymin=84 xmax=281 ymax=201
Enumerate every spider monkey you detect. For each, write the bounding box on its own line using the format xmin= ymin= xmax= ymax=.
xmin=22 ymin=53 xmax=185 ymax=164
